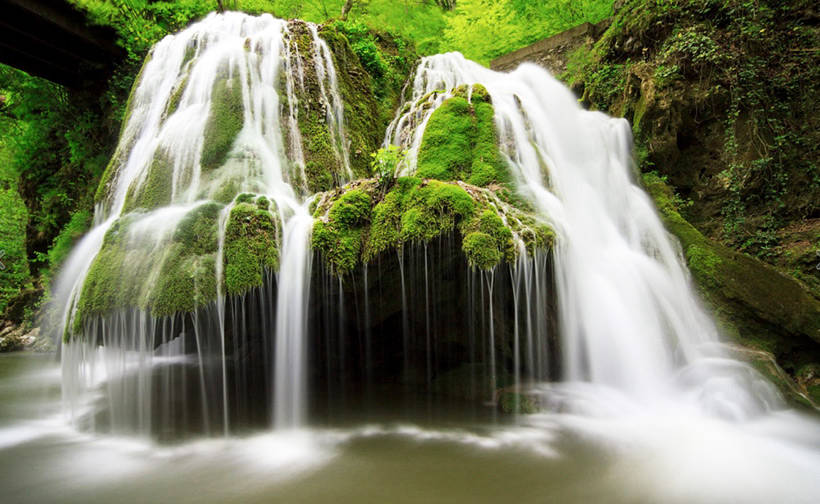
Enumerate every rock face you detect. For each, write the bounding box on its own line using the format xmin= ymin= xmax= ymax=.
xmin=0 ymin=323 xmax=51 ymax=352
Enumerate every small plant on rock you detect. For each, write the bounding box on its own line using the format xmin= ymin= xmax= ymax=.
xmin=370 ymin=145 xmax=406 ymax=191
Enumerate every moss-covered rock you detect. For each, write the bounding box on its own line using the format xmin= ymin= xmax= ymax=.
xmin=123 ymin=150 xmax=174 ymax=212
xmin=462 ymin=232 xmax=502 ymax=270
xmin=72 ymin=191 xmax=285 ymax=336
xmin=498 ymin=389 xmax=541 ymax=415
xmin=416 ymin=87 xmax=508 ymax=187
xmin=74 ymin=201 xmax=227 ymax=329
xmin=223 ymin=202 xmax=280 ymax=295
xmin=284 ymin=20 xmax=407 ymax=193
xmin=201 ymin=75 xmax=244 ymax=172
xmin=311 ymin=177 xmax=552 ymax=275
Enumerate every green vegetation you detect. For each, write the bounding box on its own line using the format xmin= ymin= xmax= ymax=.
xmin=123 ymin=151 xmax=174 ymax=212
xmin=45 ymin=210 xmax=93 ymax=272
xmin=0 ymin=185 xmax=32 ymax=314
xmin=201 ymin=76 xmax=244 ymax=172
xmin=312 ymin=187 xmax=373 ymax=274
xmin=0 ymin=65 xmax=110 ymax=289
xmin=223 ymin=202 xmax=280 ymax=295
xmin=416 ymin=86 xmax=508 ymax=187
xmin=312 ymin=177 xmax=552 ymax=275
xmin=444 ymin=0 xmax=612 ymax=65
xmin=370 ymin=145 xmax=405 ymax=185
xmin=562 ymin=0 xmax=819 ymax=289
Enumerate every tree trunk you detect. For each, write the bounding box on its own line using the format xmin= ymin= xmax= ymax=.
xmin=341 ymin=0 xmax=354 ymax=20
xmin=216 ymin=0 xmax=224 ymax=13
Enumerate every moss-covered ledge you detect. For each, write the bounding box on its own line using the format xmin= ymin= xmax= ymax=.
xmin=311 ymin=176 xmax=553 ymax=276
xmin=70 ymin=194 xmax=281 ymax=338
xmin=643 ymin=172 xmax=820 ymax=406
xmin=223 ymin=195 xmax=280 ymax=295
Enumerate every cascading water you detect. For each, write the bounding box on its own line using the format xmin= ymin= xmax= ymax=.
xmin=3 ymin=10 xmax=819 ymax=503
xmin=51 ymin=12 xmax=351 ymax=435
xmin=387 ymin=52 xmax=782 ymax=418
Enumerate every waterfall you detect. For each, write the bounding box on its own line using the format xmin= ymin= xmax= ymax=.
xmin=51 ymin=12 xmax=351 ymax=435
xmin=274 ymin=211 xmax=314 ymax=428
xmin=50 ymin=14 xmax=791 ymax=439
xmin=387 ymin=53 xmax=781 ymax=418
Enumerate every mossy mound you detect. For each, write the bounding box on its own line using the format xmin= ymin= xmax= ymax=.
xmin=223 ymin=201 xmax=280 ymax=295
xmin=74 ymin=202 xmax=225 ymax=329
xmin=416 ymin=84 xmax=509 ymax=187
xmin=201 ymin=74 xmax=244 ymax=173
xmin=72 ymin=193 xmax=282 ymax=337
xmin=311 ymin=177 xmax=553 ymax=276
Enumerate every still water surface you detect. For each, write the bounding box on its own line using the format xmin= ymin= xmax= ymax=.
xmin=1 ymin=352 xmax=817 ymax=503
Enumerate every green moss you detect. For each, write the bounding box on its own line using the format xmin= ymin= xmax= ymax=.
xmin=288 ymin=22 xmax=356 ymax=192
xmin=123 ymin=150 xmax=174 ymax=212
xmin=328 ymin=189 xmax=371 ymax=227
xmin=416 ymin=93 xmax=508 ymax=187
xmin=313 ymin=175 xmax=551 ymax=274
xmin=165 ymin=73 xmax=189 ymax=118
xmin=76 ymin=216 xmax=147 ymax=321
xmin=462 ymin=232 xmax=501 ymax=270
xmin=211 ymin=179 xmax=241 ymax=204
xmin=476 ymin=209 xmax=515 ymax=263
xmin=256 ymin=195 xmax=270 ymax=210
xmin=498 ymin=391 xmax=540 ymax=414
xmin=235 ymin=193 xmax=255 ymax=204
xmin=223 ymin=202 xmax=280 ymax=295
xmin=47 ymin=210 xmax=92 ymax=270
xmin=304 ymin=160 xmax=334 ymax=193
xmin=94 ymin=150 xmax=120 ymax=204
xmin=366 ymin=181 xmax=405 ymax=256
xmin=173 ymin=202 xmax=222 ymax=254
xmin=74 ymin=201 xmax=226 ymax=329
xmin=312 ymin=220 xmax=363 ymax=276
xmin=326 ymin=20 xmax=417 ymax=172
xmin=201 ymin=76 xmax=244 ymax=172
xmin=311 ymin=188 xmax=372 ymax=275
xmin=470 ymin=83 xmax=491 ymax=103
xmin=148 ymin=244 xmax=217 ymax=317
xmin=416 ymin=97 xmax=473 ymax=181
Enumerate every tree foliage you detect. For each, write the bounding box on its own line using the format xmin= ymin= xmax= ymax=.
xmin=444 ymin=0 xmax=613 ymax=64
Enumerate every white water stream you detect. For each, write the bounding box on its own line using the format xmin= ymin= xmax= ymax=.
xmin=51 ymin=12 xmax=348 ymax=433
xmin=388 ymin=52 xmax=784 ymax=418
